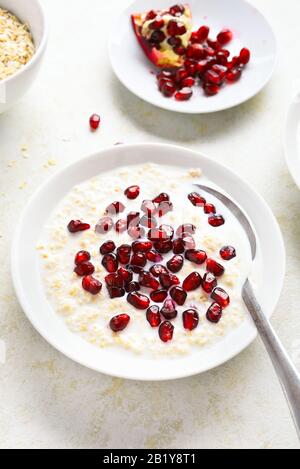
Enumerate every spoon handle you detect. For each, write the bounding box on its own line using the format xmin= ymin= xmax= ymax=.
xmin=243 ymin=280 xmax=300 ymax=439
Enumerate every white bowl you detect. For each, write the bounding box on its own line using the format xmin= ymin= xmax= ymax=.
xmin=0 ymin=0 xmax=48 ymax=113
xmin=11 ymin=143 xmax=285 ymax=381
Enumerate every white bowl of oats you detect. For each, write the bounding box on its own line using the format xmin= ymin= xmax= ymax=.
xmin=0 ymin=0 xmax=48 ymax=113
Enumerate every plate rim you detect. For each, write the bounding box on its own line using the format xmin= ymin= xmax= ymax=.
xmin=284 ymin=95 xmax=300 ymax=189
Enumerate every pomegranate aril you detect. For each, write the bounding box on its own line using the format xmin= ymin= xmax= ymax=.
xmin=149 ymin=17 xmax=164 ymax=30
xmin=74 ymin=261 xmax=95 ymax=277
xmin=204 ymin=69 xmax=224 ymax=86
xmin=146 ymin=305 xmax=161 ymax=327
xmin=203 ymin=83 xmax=219 ymax=96
xmin=206 ymin=302 xmax=222 ymax=323
xmin=172 ymin=238 xmax=185 ymax=254
xmin=206 ymin=258 xmax=225 ymax=277
xmin=117 ymin=267 xmax=133 ymax=283
xmin=148 ymin=227 xmax=168 ymax=241
xmin=89 ymin=114 xmax=101 ymax=130
xmin=151 ymin=30 xmax=166 ymax=45
xmin=202 ymin=272 xmax=217 ymax=294
xmin=175 ymin=68 xmax=189 ymax=84
xmin=127 ymin=264 xmax=143 ymax=274
xmin=187 ymin=43 xmax=206 ymax=60
xmin=75 ymin=250 xmax=90 ymax=265
xmin=204 ymin=203 xmax=216 ymax=214
xmin=220 ymin=245 xmax=236 ymax=261
xmin=159 ymin=321 xmax=174 ymax=342
xmin=190 ymin=31 xmax=201 ymax=43
xmin=217 ymin=28 xmax=233 ymax=45
xmin=167 ymin=254 xmax=184 ymax=273
xmin=105 ymin=201 xmax=125 ymax=215
xmin=196 ymin=59 xmax=210 ymax=75
xmin=102 ymin=253 xmax=118 ymax=273
xmin=176 ymin=224 xmax=196 ymax=237
xmin=152 ymin=192 xmax=170 ymax=203
xmin=183 ymin=309 xmax=199 ymax=330
xmin=128 ymin=226 xmax=145 ymax=239
xmin=239 ymin=47 xmax=250 ymax=65
xmin=182 ymin=235 xmax=196 ymax=250
xmin=107 ymin=286 xmax=125 ymax=299
xmin=105 ymin=273 xmax=124 ymax=288
xmin=140 ymin=215 xmax=157 ymax=229
xmin=150 ymin=264 xmax=168 ymax=278
xmin=82 ymin=275 xmax=102 ymax=295
xmin=161 ymin=80 xmax=177 ymax=97
xmin=167 ymin=36 xmax=182 ymax=48
xmin=127 ymin=292 xmax=150 ymax=310
xmin=208 ymin=214 xmax=225 ymax=227
xmin=226 ymin=67 xmax=242 ymax=82
xmin=139 ymin=271 xmax=160 ymax=290
xmin=160 ymin=272 xmax=180 ymax=289
xmin=146 ymin=9 xmax=157 ymax=21
xmin=216 ymin=51 xmax=228 ymax=66
xmin=169 ymin=3 xmax=185 ymax=16
xmin=109 ymin=314 xmax=130 ymax=332
xmin=175 ymin=87 xmax=193 ymax=101
xmin=170 ymin=286 xmax=187 ymax=306
xmin=185 ymin=249 xmax=207 ymax=265
xmin=167 ymin=20 xmax=186 ymax=36
xmin=188 ymin=192 xmax=206 ymax=207
xmin=68 ymin=220 xmax=90 ymax=233
xmin=124 ymin=185 xmax=140 ymax=200
xmin=115 ymin=219 xmax=127 ymax=233
xmin=211 ymin=287 xmax=230 ymax=308
xmin=161 ymin=299 xmax=178 ymax=320
xmin=146 ymin=250 xmax=163 ymax=263
xmin=117 ymin=244 xmax=132 ymax=264
xmin=153 ymin=239 xmax=173 ymax=254
xmin=182 ymin=272 xmax=202 ymax=292
xmin=100 ymin=240 xmax=116 ymax=255
xmin=141 ymin=199 xmax=157 ymax=215
xmin=132 ymin=240 xmax=153 ymax=253
xmin=130 ymin=252 xmax=147 ymax=268
xmin=158 ymin=224 xmax=174 ymax=240
xmin=150 ymin=289 xmax=168 ymax=303
xmin=197 ymin=25 xmax=210 ymax=42
xmin=125 ymin=281 xmax=140 ymax=293
xmin=95 ymin=216 xmax=113 ymax=234
xmin=157 ymin=201 xmax=173 ymax=217
xmin=127 ymin=211 xmax=140 ymax=227
xmin=181 ymin=76 xmax=195 ymax=88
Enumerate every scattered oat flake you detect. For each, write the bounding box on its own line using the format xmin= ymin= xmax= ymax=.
xmin=18 ymin=181 xmax=27 ymax=189
xmin=43 ymin=159 xmax=57 ymax=169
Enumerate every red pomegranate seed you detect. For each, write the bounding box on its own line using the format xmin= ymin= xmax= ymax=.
xmin=187 ymin=44 xmax=206 ymax=60
xmin=160 ymin=272 xmax=180 ymax=289
xmin=150 ymin=289 xmax=168 ymax=303
xmin=140 ymin=215 xmax=157 ymax=229
xmin=172 ymin=238 xmax=185 ymax=254
xmin=197 ymin=25 xmax=210 ymax=42
xmin=206 ymin=303 xmax=222 ymax=323
xmin=153 ymin=239 xmax=173 ymax=253
xmin=107 ymin=286 xmax=125 ymax=299
xmin=146 ymin=250 xmax=163 ymax=263
xmin=127 ymin=211 xmax=140 ymax=227
xmin=117 ymin=245 xmax=131 ymax=264
xmin=182 ymin=272 xmax=202 ymax=292
xmin=175 ymin=87 xmax=193 ymax=101
xmin=74 ymin=261 xmax=94 ymax=277
xmin=181 ymin=76 xmax=195 ymax=87
xmin=182 ymin=309 xmax=199 ymax=330
xmin=161 ymin=81 xmax=177 ymax=97
xmin=105 ymin=272 xmax=124 ymax=288
xmin=188 ymin=192 xmax=206 ymax=207
xmin=167 ymin=254 xmax=184 ymax=273
xmin=211 ymin=287 xmax=230 ymax=308
xmin=216 ymin=51 xmax=228 ymax=66
xmin=196 ymin=59 xmax=210 ymax=75
xmin=141 ymin=200 xmax=157 ymax=215
xmin=124 ymin=185 xmax=140 ymax=200
xmin=161 ymin=299 xmax=178 ymax=319
xmin=185 ymin=249 xmax=207 ymax=265
xmin=202 ymin=272 xmax=217 ymax=293
xmin=207 ymin=38 xmax=220 ymax=50
xmin=150 ymin=264 xmax=168 ymax=278
xmin=205 ymin=68 xmax=225 ymax=86
xmin=204 ymin=203 xmax=216 ymax=214
xmin=176 ymin=224 xmax=196 ymax=237
xmin=109 ymin=314 xmax=130 ymax=332
xmin=149 ymin=17 xmax=164 ymax=30
xmin=75 ymin=250 xmax=90 ymax=265
xmin=226 ymin=67 xmax=242 ymax=82
xmin=170 ymin=286 xmax=187 ymax=306
xmin=127 ymin=292 xmax=150 ymax=310
xmin=95 ymin=217 xmax=113 ymax=234
xmin=115 ymin=219 xmax=127 ymax=233
xmin=217 ymin=28 xmax=233 ymax=45
xmin=220 ymin=245 xmax=236 ymax=261
xmin=182 ymin=235 xmax=195 ymax=250
xmin=151 ymin=30 xmax=166 ymax=44
xmin=105 ymin=201 xmax=125 ymax=215
xmin=146 ymin=10 xmax=157 ymax=20
xmin=132 ymin=240 xmax=153 ymax=253
xmin=89 ymin=114 xmax=100 ymax=130
xmin=102 ymin=253 xmax=118 ymax=273
xmin=130 ymin=252 xmax=147 ymax=268
xmin=152 ymin=193 xmax=170 ymax=203
xmin=167 ymin=20 xmax=186 ymax=36
xmin=157 ymin=201 xmax=173 ymax=217
xmin=175 ymin=68 xmax=189 ymax=84
xmin=203 ymin=83 xmax=219 ymax=96
xmin=82 ymin=275 xmax=102 ymax=295
xmin=146 ymin=305 xmax=161 ymax=327
xmin=68 ymin=220 xmax=90 ymax=233
xmin=159 ymin=321 xmax=174 ymax=342
xmin=125 ymin=281 xmax=140 ymax=293
xmin=208 ymin=214 xmax=225 ymax=227
xmin=117 ymin=267 xmax=133 ymax=283
xmin=139 ymin=271 xmax=160 ymax=290
xmin=206 ymin=258 xmax=225 ymax=277
xmin=128 ymin=226 xmax=145 ymax=239
xmin=169 ymin=3 xmax=185 ymax=16
xmin=157 ymin=70 xmax=175 ymax=82
xmin=239 ymin=47 xmax=250 ymax=65
xmin=190 ymin=31 xmax=201 ymax=43
xmin=158 ymin=224 xmax=174 ymax=239
xmin=100 ymin=240 xmax=116 ymax=255
xmin=148 ymin=227 xmax=168 ymax=241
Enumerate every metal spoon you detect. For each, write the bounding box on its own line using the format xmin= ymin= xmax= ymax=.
xmin=195 ymin=183 xmax=300 ymax=438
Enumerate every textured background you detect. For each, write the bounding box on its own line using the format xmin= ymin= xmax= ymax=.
xmin=0 ymin=0 xmax=300 ymax=449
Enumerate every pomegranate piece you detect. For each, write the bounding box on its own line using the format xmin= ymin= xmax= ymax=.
xmin=117 ymin=245 xmax=132 ymax=265
xmin=100 ymin=240 xmax=116 ymax=255
xmin=150 ymin=289 xmax=168 ymax=303
xmin=82 ymin=275 xmax=102 ymax=295
xmin=130 ymin=252 xmax=147 ymax=268
xmin=206 ymin=302 xmax=222 ymax=323
xmin=161 ymin=299 xmax=178 ymax=320
xmin=172 ymin=238 xmax=185 ymax=254
xmin=95 ymin=216 xmax=113 ymax=234
xmin=188 ymin=192 xmax=206 ymax=207
xmin=159 ymin=321 xmax=174 ymax=342
xmin=175 ymin=87 xmax=193 ymax=101
xmin=167 ymin=254 xmax=184 ymax=273
xmin=206 ymin=258 xmax=225 ymax=277
xmin=105 ymin=273 xmax=124 ymax=288
xmin=152 ymin=192 xmax=170 ymax=203
xmin=182 ymin=272 xmax=202 ymax=292
xmin=128 ymin=226 xmax=145 ymax=239
xmin=115 ymin=219 xmax=127 ymax=233
xmin=127 ymin=211 xmax=140 ymax=227
xmin=170 ymin=286 xmax=187 ymax=306
xmin=220 ymin=245 xmax=236 ymax=261
xmin=176 ymin=224 xmax=196 ymax=237
xmin=217 ymin=28 xmax=233 ymax=46
xmin=102 ymin=253 xmax=118 ymax=273
xmin=74 ymin=261 xmax=95 ymax=277
xmin=150 ymin=264 xmax=168 ymax=278
xmin=109 ymin=314 xmax=130 ymax=332
xmin=169 ymin=3 xmax=185 ymax=16
xmin=157 ymin=201 xmax=173 ymax=217
xmin=202 ymin=272 xmax=217 ymax=294
xmin=138 ymin=271 xmax=160 ymax=290
xmin=146 ymin=305 xmax=161 ymax=327
xmin=211 ymin=287 xmax=230 ymax=308
xmin=105 ymin=201 xmax=125 ymax=215
xmin=132 ymin=240 xmax=153 ymax=253
xmin=75 ymin=250 xmax=90 ymax=265
xmin=182 ymin=309 xmax=199 ymax=330
xmin=124 ymin=185 xmax=140 ymax=200
xmin=153 ymin=239 xmax=173 ymax=254
xmin=146 ymin=250 xmax=163 ymax=263
xmin=203 ymin=83 xmax=219 ymax=96
xmin=185 ymin=249 xmax=207 ymax=265
xmin=125 ymin=281 xmax=140 ymax=293
xmin=204 ymin=203 xmax=216 ymax=214
xmin=158 ymin=224 xmax=174 ymax=239
xmin=117 ymin=267 xmax=133 ymax=283
xmin=107 ymin=286 xmax=126 ymax=299
xmin=226 ymin=67 xmax=242 ymax=83
xmin=208 ymin=214 xmax=225 ymax=227
xmin=141 ymin=200 xmax=157 ymax=215
xmin=140 ymin=215 xmax=157 ymax=229
xmin=127 ymin=291 xmax=150 ymax=310
xmin=68 ymin=220 xmax=90 ymax=233
xmin=239 ymin=47 xmax=250 ymax=65
xmin=160 ymin=272 xmax=180 ymax=290
xmin=89 ymin=114 xmax=101 ymax=130
xmin=197 ymin=25 xmax=210 ymax=42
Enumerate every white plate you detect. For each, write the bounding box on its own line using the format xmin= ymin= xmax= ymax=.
xmin=284 ymin=92 xmax=300 ymax=189
xmin=11 ymin=143 xmax=285 ymax=380
xmin=109 ymin=0 xmax=277 ymax=114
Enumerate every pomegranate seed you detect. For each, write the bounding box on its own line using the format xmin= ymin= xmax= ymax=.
xmin=82 ymin=275 xmax=102 ymax=295
xmin=117 ymin=245 xmax=131 ymax=264
xmin=115 ymin=219 xmax=127 ymax=233
xmin=196 ymin=59 xmax=210 ymax=75
xmin=95 ymin=217 xmax=113 ymax=234
xmin=226 ymin=67 xmax=242 ymax=82
xmin=132 ymin=240 xmax=153 ymax=253
xmin=148 ymin=227 xmax=168 ymax=241
xmin=149 ymin=17 xmax=164 ymax=30
xmin=182 ymin=309 xmax=199 ymax=330
xmin=147 ymin=250 xmax=163 ymax=263
xmin=74 ymin=261 xmax=94 ymax=277
xmin=204 ymin=69 xmax=225 ymax=86
xmin=89 ymin=114 xmax=100 ymax=130
xmin=217 ymin=29 xmax=233 ymax=45
xmin=188 ymin=192 xmax=206 ymax=207
xmin=170 ymin=286 xmax=187 ymax=306
xmin=127 ymin=211 xmax=140 ymax=227
xmin=161 ymin=299 xmax=178 ymax=320
xmin=127 ymin=292 xmax=150 ymax=310
xmin=75 ymin=250 xmax=90 ymax=265
xmin=128 ymin=226 xmax=145 ymax=239
xmin=140 ymin=215 xmax=157 ymax=229
xmin=105 ymin=273 xmax=124 ymax=288
xmin=216 ymin=51 xmax=228 ymax=66
xmin=175 ymin=87 xmax=193 ymax=101
xmin=139 ymin=271 xmax=160 ymax=290
xmin=175 ymin=68 xmax=189 ymax=84
xmin=158 ymin=224 xmax=174 ymax=239
xmin=211 ymin=287 xmax=230 ymax=308
xmin=124 ymin=185 xmax=140 ymax=200
xmin=167 ymin=20 xmax=186 ymax=36
xmin=207 ymin=38 xmax=220 ymax=50
xmin=68 ymin=220 xmax=90 ymax=233
xmin=176 ymin=224 xmax=196 ymax=237
xmin=197 ymin=25 xmax=210 ymax=42
xmin=204 ymin=203 xmax=216 ymax=214
xmin=205 ymin=46 xmax=217 ymax=57
xmin=152 ymin=193 xmax=169 ymax=203
xmin=141 ymin=200 xmax=157 ymax=215
xmin=228 ymin=56 xmax=241 ymax=69
xmin=185 ymin=249 xmax=207 ymax=265
xmin=125 ymin=281 xmax=140 ymax=293
xmin=203 ymin=83 xmax=219 ymax=96
xmin=159 ymin=321 xmax=174 ymax=342
xmin=161 ymin=81 xmax=177 ymax=97
xmin=100 ymin=240 xmax=116 ymax=255
xmin=157 ymin=201 xmax=173 ymax=217
xmin=151 ymin=30 xmax=166 ymax=44
xmin=130 ymin=252 xmax=147 ymax=268
xmin=105 ymin=201 xmax=125 ymax=215
xmin=172 ymin=238 xmax=185 ymax=254
xmin=182 ymin=272 xmax=202 ymax=292
xmin=182 ymin=235 xmax=195 ymax=250
xmin=150 ymin=289 xmax=168 ymax=303
xmin=117 ymin=267 xmax=133 ymax=283
xmin=102 ymin=253 xmax=118 ymax=273
xmin=220 ymin=245 xmax=236 ymax=261
xmin=187 ymin=43 xmax=206 ymax=60
xmin=153 ymin=239 xmax=173 ymax=253
xmin=208 ymin=214 xmax=225 ymax=227
xmin=181 ymin=76 xmax=195 ymax=87
xmin=169 ymin=4 xmax=185 ymax=16
xmin=107 ymin=286 xmax=125 ymax=299
xmin=167 ymin=36 xmax=182 ymax=48
xmin=206 ymin=303 xmax=222 ymax=323
xmin=150 ymin=264 xmax=168 ymax=278
xmin=206 ymin=258 xmax=225 ymax=277
xmin=202 ymin=272 xmax=217 ymax=293
xmin=239 ymin=47 xmax=250 ymax=65
xmin=109 ymin=314 xmax=130 ymax=332
xmin=167 ymin=254 xmax=184 ymax=273
xmin=146 ymin=305 xmax=161 ymax=327
xmin=146 ymin=10 xmax=157 ymax=21
xmin=160 ymin=272 xmax=180 ymax=289
xmin=190 ymin=31 xmax=201 ymax=43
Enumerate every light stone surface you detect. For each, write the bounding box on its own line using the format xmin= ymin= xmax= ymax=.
xmin=0 ymin=0 xmax=300 ymax=449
